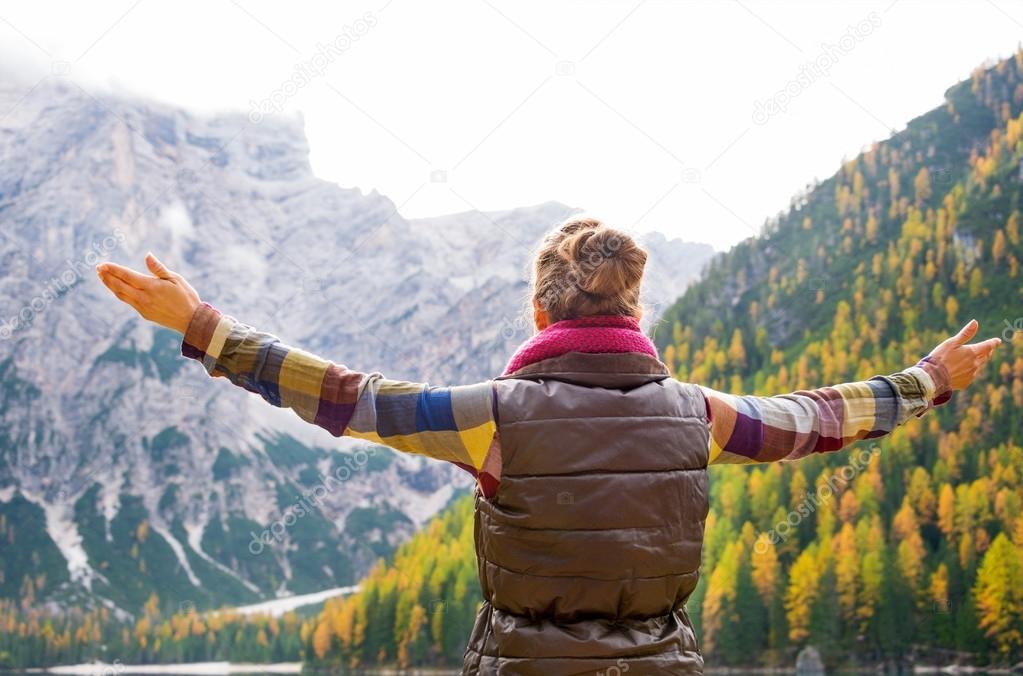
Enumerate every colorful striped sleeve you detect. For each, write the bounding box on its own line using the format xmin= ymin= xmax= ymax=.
xmin=181 ymin=303 xmax=499 ymax=486
xmin=700 ymin=357 xmax=952 ymax=465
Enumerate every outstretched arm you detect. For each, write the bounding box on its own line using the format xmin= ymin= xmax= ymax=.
xmin=95 ymin=255 xmax=499 ymax=487
xmin=701 ymin=321 xmax=1000 ymax=465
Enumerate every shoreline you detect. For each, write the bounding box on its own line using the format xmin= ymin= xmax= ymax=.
xmin=11 ymin=665 xmax=462 ymax=676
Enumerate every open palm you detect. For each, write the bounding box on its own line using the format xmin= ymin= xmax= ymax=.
xmin=96 ymin=253 xmax=201 ymax=335
xmin=927 ymin=319 xmax=1001 ymax=390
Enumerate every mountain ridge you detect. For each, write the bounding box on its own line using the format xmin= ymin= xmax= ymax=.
xmin=0 ymin=76 xmax=713 ymax=616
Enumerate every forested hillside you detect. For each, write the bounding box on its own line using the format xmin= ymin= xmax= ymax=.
xmin=300 ymin=52 xmax=1023 ymax=669
xmin=305 ymin=498 xmax=479 ymax=668
xmin=646 ymin=50 xmax=1023 ymax=662
xmin=0 ymin=596 xmax=305 ymax=668
xmin=651 ymin=52 xmax=1023 ymax=666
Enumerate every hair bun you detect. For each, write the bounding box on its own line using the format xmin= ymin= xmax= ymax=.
xmin=531 ymin=216 xmax=647 ymax=322
xmin=556 ymin=226 xmax=647 ymax=298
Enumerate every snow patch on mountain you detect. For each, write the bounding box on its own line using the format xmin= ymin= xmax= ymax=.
xmin=36 ymin=494 xmax=106 ymax=588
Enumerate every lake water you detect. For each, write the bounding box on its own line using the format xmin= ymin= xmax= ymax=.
xmin=7 ymin=667 xmax=462 ymax=676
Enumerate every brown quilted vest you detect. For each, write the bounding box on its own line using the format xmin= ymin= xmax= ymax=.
xmin=462 ymin=351 xmax=710 ymax=675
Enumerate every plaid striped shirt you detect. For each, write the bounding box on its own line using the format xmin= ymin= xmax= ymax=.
xmin=181 ymin=303 xmax=951 ymax=492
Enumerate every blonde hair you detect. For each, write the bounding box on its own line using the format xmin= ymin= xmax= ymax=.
xmin=531 ymin=216 xmax=647 ymax=322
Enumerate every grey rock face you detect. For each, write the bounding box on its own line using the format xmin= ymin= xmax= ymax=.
xmin=0 ymin=76 xmax=714 ymax=613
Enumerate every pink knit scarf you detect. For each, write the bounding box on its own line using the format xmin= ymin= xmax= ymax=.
xmin=502 ymin=314 xmax=659 ymax=375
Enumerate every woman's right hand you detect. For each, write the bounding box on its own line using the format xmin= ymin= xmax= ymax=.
xmin=96 ymin=253 xmax=201 ymax=335
xmin=927 ymin=320 xmax=1002 ymax=390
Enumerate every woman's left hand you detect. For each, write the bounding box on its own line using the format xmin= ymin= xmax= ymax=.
xmin=926 ymin=319 xmax=1001 ymax=390
xmin=96 ymin=253 xmax=201 ymax=335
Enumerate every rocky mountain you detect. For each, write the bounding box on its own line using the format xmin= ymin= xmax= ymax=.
xmin=0 ymin=75 xmax=714 ymax=615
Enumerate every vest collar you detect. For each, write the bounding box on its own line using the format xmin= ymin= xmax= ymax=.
xmin=495 ymin=351 xmax=670 ymax=388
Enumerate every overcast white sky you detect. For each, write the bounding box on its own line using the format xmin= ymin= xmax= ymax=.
xmin=1 ymin=0 xmax=1020 ymax=250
